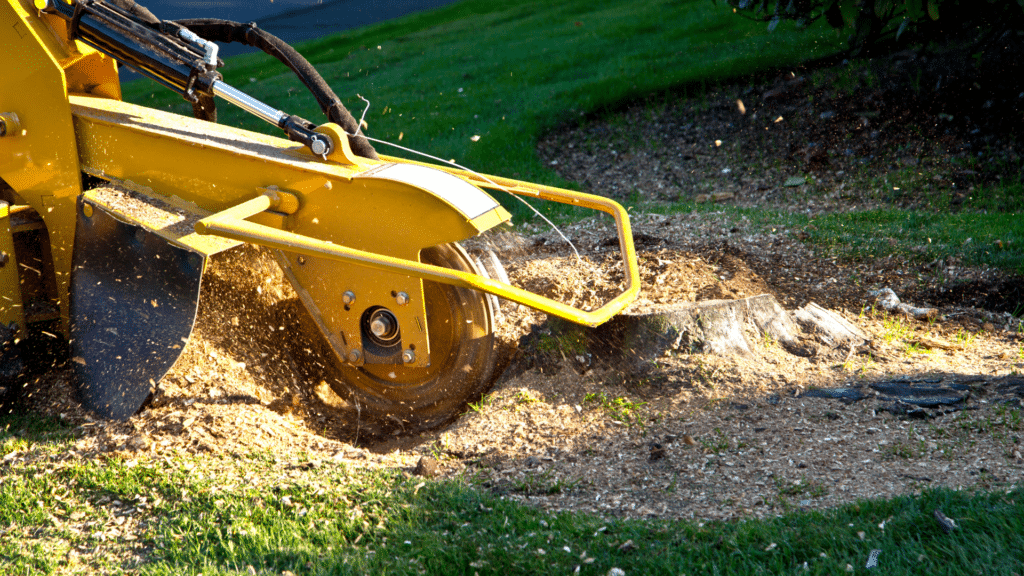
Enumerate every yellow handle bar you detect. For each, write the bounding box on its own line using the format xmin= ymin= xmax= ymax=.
xmin=195 ymin=175 xmax=640 ymax=328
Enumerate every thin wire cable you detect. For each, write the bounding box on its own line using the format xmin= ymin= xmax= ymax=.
xmin=354 ymin=94 xmax=372 ymax=133
xmin=349 ymin=96 xmax=582 ymax=262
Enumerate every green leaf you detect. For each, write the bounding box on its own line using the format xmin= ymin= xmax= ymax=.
xmin=783 ymin=176 xmax=806 ymax=187
xmin=927 ymin=0 xmax=939 ymax=20
xmin=904 ymin=0 xmax=925 ymax=20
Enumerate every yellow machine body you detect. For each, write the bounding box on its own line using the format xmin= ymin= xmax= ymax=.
xmin=0 ymin=0 xmax=640 ymax=423
xmin=0 ymin=0 xmax=120 ymax=335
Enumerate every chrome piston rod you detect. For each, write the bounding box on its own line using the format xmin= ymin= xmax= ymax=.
xmin=212 ymin=81 xmax=330 ymax=156
xmin=211 ymin=81 xmax=287 ymax=126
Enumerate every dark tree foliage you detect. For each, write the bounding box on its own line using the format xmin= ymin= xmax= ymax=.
xmin=726 ymin=0 xmax=1024 ymax=55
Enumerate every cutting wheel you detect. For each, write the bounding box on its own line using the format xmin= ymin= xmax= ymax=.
xmin=330 ymin=243 xmax=498 ymax=434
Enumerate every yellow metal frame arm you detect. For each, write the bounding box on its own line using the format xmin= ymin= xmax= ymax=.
xmin=196 ymin=182 xmax=640 ymax=328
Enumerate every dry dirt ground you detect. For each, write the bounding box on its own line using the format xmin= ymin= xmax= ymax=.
xmin=15 ymin=224 xmax=1024 ymax=524
xmin=11 ymin=55 xmax=1024 ymax=523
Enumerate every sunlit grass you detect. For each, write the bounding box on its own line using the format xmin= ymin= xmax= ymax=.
xmin=2 ymin=413 xmax=1023 ymax=575
xmin=121 ymin=0 xmax=843 ymax=221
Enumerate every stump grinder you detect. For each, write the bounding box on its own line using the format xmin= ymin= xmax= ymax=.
xmin=0 ymin=0 xmax=639 ymax=432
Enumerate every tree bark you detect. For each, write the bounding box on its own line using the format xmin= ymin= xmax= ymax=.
xmin=792 ymin=302 xmax=870 ymax=349
xmin=522 ymin=295 xmax=867 ymax=374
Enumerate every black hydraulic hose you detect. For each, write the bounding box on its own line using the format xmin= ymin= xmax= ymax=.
xmin=80 ymin=0 xmax=377 ymax=159
xmin=44 ymin=0 xmax=333 ymax=155
xmin=174 ymin=18 xmax=378 ymax=159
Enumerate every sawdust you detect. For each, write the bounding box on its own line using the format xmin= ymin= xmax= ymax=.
xmin=441 ymin=217 xmax=1024 ymax=521
xmin=13 ymin=220 xmax=1024 ymax=522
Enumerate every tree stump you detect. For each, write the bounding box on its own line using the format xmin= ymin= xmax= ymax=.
xmin=793 ymin=302 xmax=869 ymax=349
xmin=520 ymin=295 xmax=870 ymax=374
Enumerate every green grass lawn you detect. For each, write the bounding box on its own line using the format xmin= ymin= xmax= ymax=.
xmin=123 ymin=0 xmax=843 ymax=186
xmin=655 ymin=201 xmax=1024 ymax=274
xmin=3 ymin=419 xmax=1023 ymax=575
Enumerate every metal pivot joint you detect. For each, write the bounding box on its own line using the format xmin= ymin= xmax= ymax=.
xmin=211 ymin=82 xmax=332 ymax=156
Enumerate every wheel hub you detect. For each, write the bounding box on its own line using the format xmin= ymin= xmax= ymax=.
xmin=362 ymin=306 xmax=401 ymax=348
xmin=328 ymin=244 xmax=499 ymax=436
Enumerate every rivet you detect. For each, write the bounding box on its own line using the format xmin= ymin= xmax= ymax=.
xmin=347 ymin=349 xmax=362 ymax=363
xmin=395 ymin=292 xmax=410 ymax=306
xmin=402 ymin=349 xmax=415 ymax=364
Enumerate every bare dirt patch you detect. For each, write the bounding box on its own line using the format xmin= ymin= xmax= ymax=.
xmin=440 ymin=230 xmax=1024 ymax=522
xmin=537 ymin=47 xmax=1024 ymax=214
xmin=12 ymin=216 xmax=1024 ymax=523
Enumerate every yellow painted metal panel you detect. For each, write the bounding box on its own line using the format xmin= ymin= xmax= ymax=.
xmin=0 ymin=0 xmax=86 ymax=334
xmin=70 ymin=96 xmax=516 ymax=367
xmin=82 ymin=185 xmax=243 ymax=257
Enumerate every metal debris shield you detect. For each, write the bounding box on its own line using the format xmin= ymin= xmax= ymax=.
xmin=70 ymin=196 xmax=203 ymax=420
